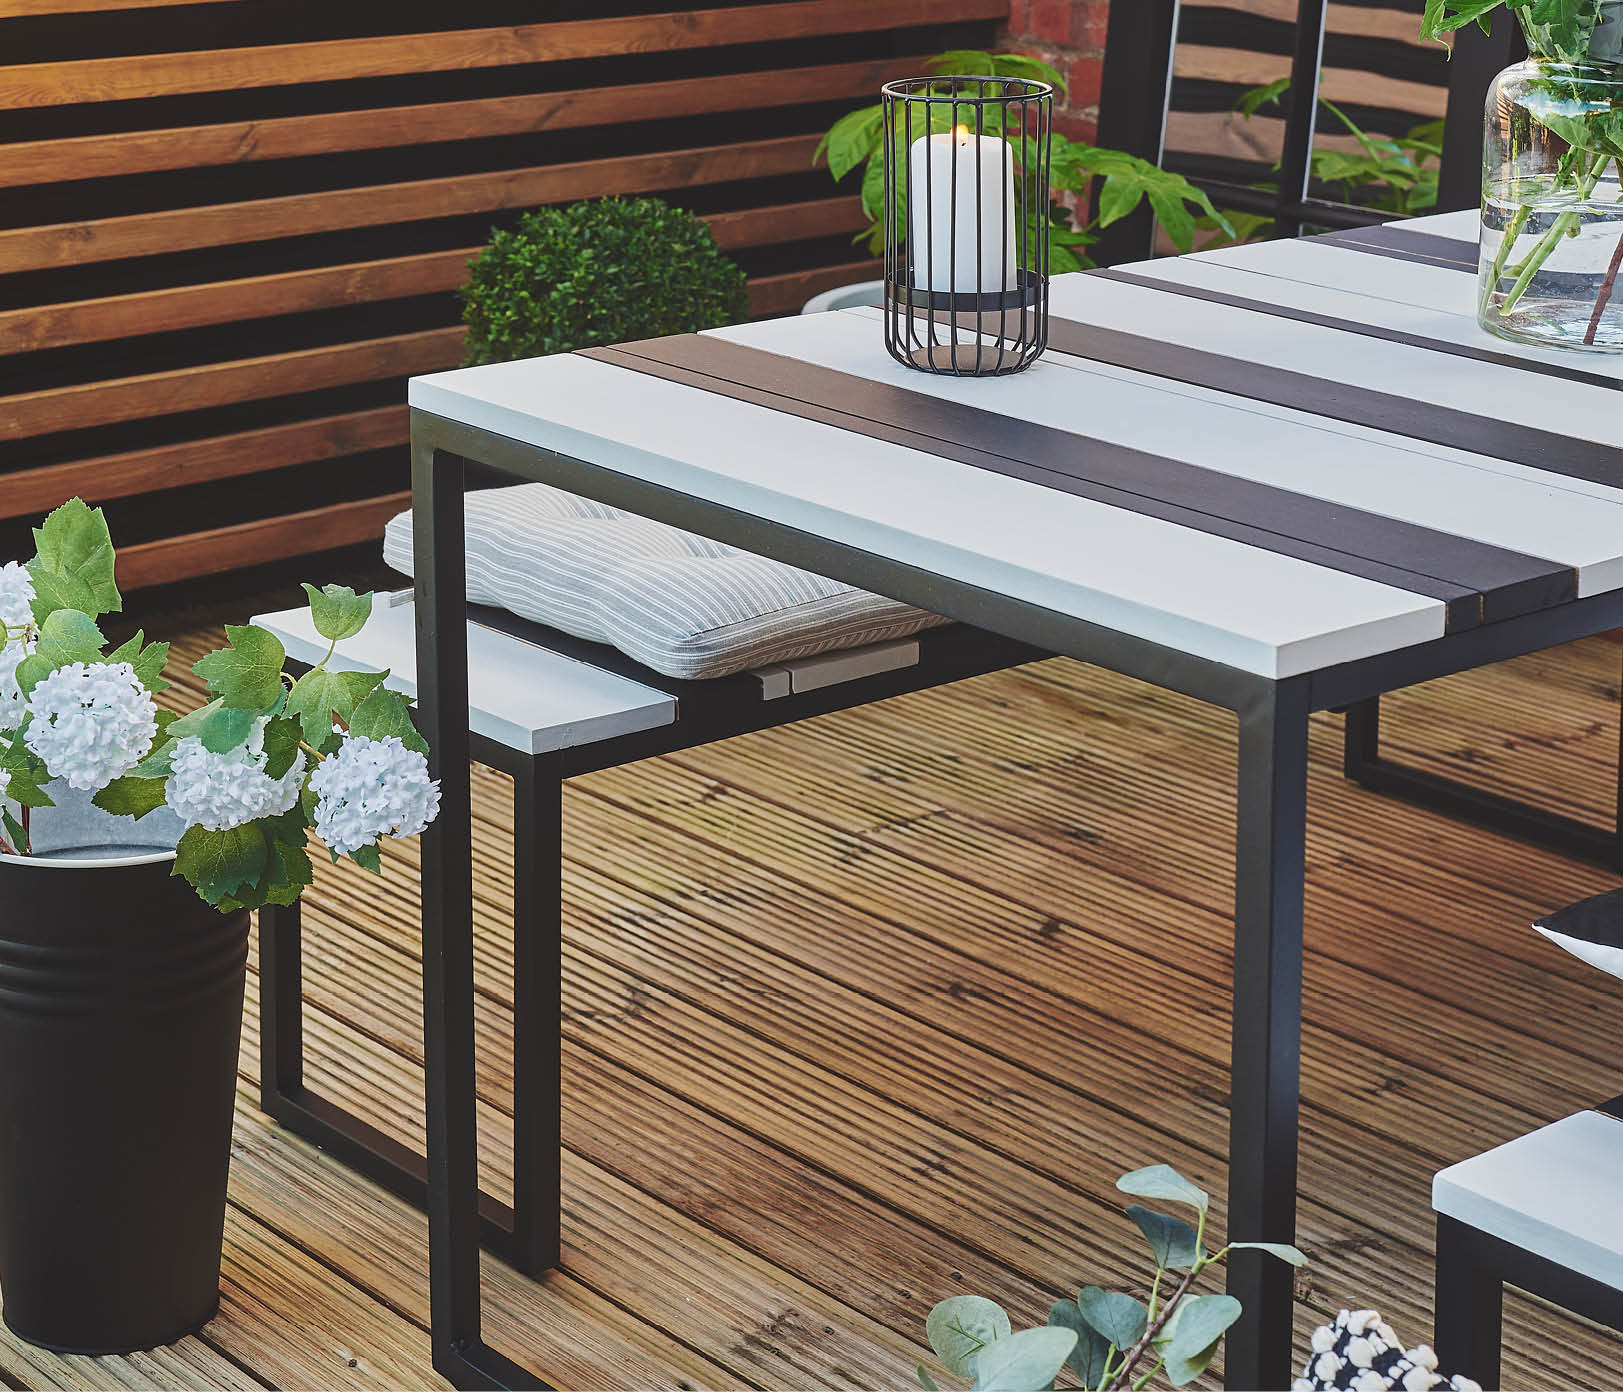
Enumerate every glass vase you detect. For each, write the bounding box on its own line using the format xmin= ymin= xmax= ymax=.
xmin=1480 ymin=21 xmax=1623 ymax=351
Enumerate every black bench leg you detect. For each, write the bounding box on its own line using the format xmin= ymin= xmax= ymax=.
xmin=255 ymin=766 xmax=561 ymax=1280
xmin=508 ymin=753 xmax=564 ymax=1275
xmin=1435 ymin=1215 xmax=1504 ymax=1391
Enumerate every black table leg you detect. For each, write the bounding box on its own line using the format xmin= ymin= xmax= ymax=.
xmin=1224 ymin=678 xmax=1311 ymax=1390
xmin=415 ymin=441 xmax=551 ymax=1390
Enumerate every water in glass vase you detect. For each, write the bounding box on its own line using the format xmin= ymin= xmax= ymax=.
xmin=1481 ymin=174 xmax=1623 ymax=352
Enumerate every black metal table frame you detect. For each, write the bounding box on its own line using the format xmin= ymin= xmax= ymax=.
xmin=409 ymin=408 xmax=1623 ymax=1391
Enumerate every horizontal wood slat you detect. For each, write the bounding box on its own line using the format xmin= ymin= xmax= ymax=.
xmin=116 ymin=491 xmax=412 ymax=588
xmin=0 ymin=57 xmax=921 ymax=190
xmin=0 ymin=327 xmax=463 ymax=440
xmin=1 ymin=3 xmax=996 ymax=590
xmin=0 ymin=406 xmax=407 ymax=521
xmin=0 ymin=0 xmax=1004 ymax=108
xmin=0 ymin=200 xmax=867 ymax=354
xmin=0 ymin=134 xmax=822 ymax=274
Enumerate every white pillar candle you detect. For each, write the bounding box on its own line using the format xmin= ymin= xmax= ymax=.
xmin=907 ymin=123 xmax=1017 ymax=295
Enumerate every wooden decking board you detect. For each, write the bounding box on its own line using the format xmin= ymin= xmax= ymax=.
xmin=5 ymin=631 xmax=1622 ymax=1389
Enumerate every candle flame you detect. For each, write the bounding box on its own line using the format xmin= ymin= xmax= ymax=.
xmin=953 ymin=123 xmax=971 ymax=144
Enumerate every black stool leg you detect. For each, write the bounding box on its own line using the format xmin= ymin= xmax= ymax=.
xmin=1436 ymin=1214 xmax=1504 ymax=1390
xmin=1343 ymin=697 xmax=1381 ymax=781
xmin=507 ymin=753 xmax=563 ymax=1275
xmin=259 ymin=900 xmax=305 ymax=1111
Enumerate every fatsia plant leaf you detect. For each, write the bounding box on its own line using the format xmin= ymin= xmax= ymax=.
xmin=925 ymin=1296 xmax=1012 ymax=1380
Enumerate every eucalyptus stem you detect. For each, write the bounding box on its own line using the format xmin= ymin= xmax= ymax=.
xmin=1104 ymin=1268 xmax=1199 ymax=1392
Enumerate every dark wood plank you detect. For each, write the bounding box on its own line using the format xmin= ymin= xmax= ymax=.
xmin=0 ymin=1 xmax=1005 ymax=108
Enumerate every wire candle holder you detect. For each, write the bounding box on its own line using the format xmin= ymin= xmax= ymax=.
xmin=881 ymin=75 xmax=1052 ymax=376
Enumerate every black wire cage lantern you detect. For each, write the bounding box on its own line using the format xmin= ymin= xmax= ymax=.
xmin=881 ymin=75 xmax=1052 ymax=377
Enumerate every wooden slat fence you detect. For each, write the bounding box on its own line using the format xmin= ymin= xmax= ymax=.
xmin=0 ymin=0 xmax=1002 ymax=587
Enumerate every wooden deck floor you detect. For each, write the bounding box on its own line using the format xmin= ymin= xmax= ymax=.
xmin=5 ymin=627 xmax=1623 ymax=1391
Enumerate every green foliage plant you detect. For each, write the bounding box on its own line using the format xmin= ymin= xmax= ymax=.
xmin=816 ymin=51 xmax=1233 ymax=272
xmin=1422 ymin=0 xmax=1623 ymax=319
xmin=915 ymin=1164 xmax=1306 ymax=1392
xmin=460 ymin=196 xmax=750 ymax=365
xmin=0 ymin=499 xmax=438 ymax=912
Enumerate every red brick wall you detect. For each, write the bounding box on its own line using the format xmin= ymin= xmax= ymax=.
xmin=1000 ymin=0 xmax=1110 ymax=143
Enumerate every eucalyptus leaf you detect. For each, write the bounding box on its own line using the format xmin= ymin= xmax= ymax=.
xmin=1225 ymin=1240 xmax=1308 ymax=1266
xmin=1116 ymin=1164 xmax=1209 ymax=1213
xmin=916 ymin=1364 xmax=939 ymax=1392
xmin=926 ymin=1296 xmax=1012 ymax=1380
xmin=1076 ymin=1286 xmax=1147 ymax=1352
xmin=1126 ymin=1205 xmax=1202 ymax=1269
xmin=970 ymin=1326 xmax=1077 ymax=1392
xmin=1163 ymin=1294 xmax=1242 ymax=1386
xmin=1049 ymin=1298 xmax=1110 ymax=1388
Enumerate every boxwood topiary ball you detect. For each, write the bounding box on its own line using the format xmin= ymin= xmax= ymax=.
xmin=460 ymin=196 xmax=751 ymax=365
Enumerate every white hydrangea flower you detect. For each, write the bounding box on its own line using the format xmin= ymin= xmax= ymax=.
xmin=309 ymin=732 xmax=439 ymax=857
xmin=25 ymin=660 xmax=157 ymax=791
xmin=0 ymin=562 xmax=34 ymax=633
xmin=166 ymin=716 xmax=306 ymax=832
xmin=0 ymin=636 xmax=32 ymax=731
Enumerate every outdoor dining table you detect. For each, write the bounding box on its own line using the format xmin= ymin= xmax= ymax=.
xmin=405 ymin=207 xmax=1623 ymax=1390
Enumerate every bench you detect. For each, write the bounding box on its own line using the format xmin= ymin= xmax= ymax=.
xmin=1431 ymin=891 xmax=1623 ymax=1389
xmin=253 ymin=590 xmax=1041 ymax=1274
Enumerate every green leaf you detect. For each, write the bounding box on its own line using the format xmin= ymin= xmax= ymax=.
xmin=916 ymin=1365 xmax=939 ymax=1392
xmin=106 ymin=630 xmax=170 ymax=696
xmin=0 ymin=729 xmax=53 ymax=809
xmin=1049 ymin=1299 xmax=1110 ymax=1389
xmin=1117 ymin=1164 xmax=1209 ymax=1213
xmin=173 ymin=822 xmax=269 ymax=907
xmin=3 ymin=807 xmax=27 ymax=855
xmin=284 ymin=666 xmax=386 ymax=747
xmin=32 ymin=607 xmax=106 ymax=669
xmin=1096 ymin=171 xmax=1146 ymax=228
xmin=1235 ymin=76 xmax=1290 ymax=118
xmin=1126 ymin=1206 xmax=1202 ymax=1269
xmin=348 ymin=841 xmax=383 ymax=874
xmin=989 ymin=52 xmax=1066 ymax=95
xmin=349 ymin=683 xmax=428 ymax=755
xmin=301 ymin=582 xmax=375 ymax=643
xmin=927 ymin=49 xmax=998 ymax=77
xmin=1075 ymin=1287 xmax=1146 ymax=1353
xmin=820 ymin=105 xmax=885 ymax=183
xmin=92 ymin=775 xmax=169 ymax=820
xmin=193 ymin=624 xmax=286 ymax=711
xmin=926 ymin=1296 xmax=1012 ymax=1381
xmin=166 ymin=696 xmax=265 ymax=755
xmin=28 ymin=497 xmax=121 ymax=624
xmin=1225 ymin=1240 xmax=1308 ymax=1266
xmin=1163 ymin=1294 xmax=1242 ymax=1386
xmin=260 ymin=714 xmax=303 ymax=780
xmin=971 ymin=1327 xmax=1077 ymax=1392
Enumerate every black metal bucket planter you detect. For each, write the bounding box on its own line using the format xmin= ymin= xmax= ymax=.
xmin=0 ymin=787 xmax=248 ymax=1354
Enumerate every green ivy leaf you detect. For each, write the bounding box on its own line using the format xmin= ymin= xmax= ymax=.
xmin=284 ymin=667 xmax=386 ymax=748
xmin=92 ymin=775 xmax=169 ymax=820
xmin=27 ymin=497 xmax=121 ymax=624
xmin=301 ymin=582 xmax=374 ymax=643
xmin=1075 ymin=1288 xmax=1147 ymax=1352
xmin=348 ymin=684 xmax=427 ymax=755
xmin=926 ymin=1296 xmax=1012 ymax=1381
xmin=1126 ymin=1205 xmax=1202 ymax=1269
xmin=260 ymin=714 xmax=303 ymax=780
xmin=193 ymin=624 xmax=286 ymax=711
xmin=174 ymin=822 xmax=269 ymax=907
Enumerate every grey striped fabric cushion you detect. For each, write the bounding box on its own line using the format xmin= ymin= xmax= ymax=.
xmin=382 ymin=484 xmax=948 ymax=681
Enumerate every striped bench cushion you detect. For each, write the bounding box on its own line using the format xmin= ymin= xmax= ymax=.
xmin=382 ymin=484 xmax=948 ymax=681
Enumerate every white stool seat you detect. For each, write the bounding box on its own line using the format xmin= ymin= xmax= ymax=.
xmin=1433 ymin=1111 xmax=1623 ymax=1292
xmin=254 ymin=595 xmax=675 ymax=755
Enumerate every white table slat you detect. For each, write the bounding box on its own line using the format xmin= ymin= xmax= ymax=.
xmin=716 ymin=310 xmax=1623 ymax=595
xmin=410 ymin=354 xmax=1445 ymax=679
